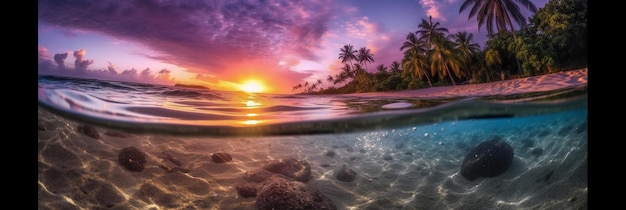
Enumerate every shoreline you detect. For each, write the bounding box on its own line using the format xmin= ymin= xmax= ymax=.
xmin=337 ymin=68 xmax=588 ymax=98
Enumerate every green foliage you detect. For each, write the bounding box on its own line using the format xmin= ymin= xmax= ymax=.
xmin=529 ymin=0 xmax=587 ymax=70
xmin=485 ymin=32 xmax=518 ymax=74
xmin=307 ymin=0 xmax=585 ymax=95
xmin=378 ymin=74 xmax=405 ymax=91
xmin=452 ymin=31 xmax=481 ymax=81
xmin=497 ymin=0 xmax=587 ymax=76
xmin=401 ymin=32 xmax=433 ymax=87
xmin=432 ymin=80 xmax=451 ymax=87
xmin=407 ymin=79 xmax=427 ymax=90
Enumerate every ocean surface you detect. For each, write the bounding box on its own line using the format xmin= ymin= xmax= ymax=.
xmin=38 ymin=73 xmax=588 ymax=209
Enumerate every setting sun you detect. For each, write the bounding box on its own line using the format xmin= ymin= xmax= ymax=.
xmin=240 ymin=80 xmax=265 ymax=93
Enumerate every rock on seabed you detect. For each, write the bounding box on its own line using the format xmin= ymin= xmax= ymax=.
xmin=118 ymin=146 xmax=147 ymax=172
xmin=461 ymin=138 xmax=513 ymax=181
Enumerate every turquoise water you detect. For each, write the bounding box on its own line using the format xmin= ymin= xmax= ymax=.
xmin=38 ymin=74 xmax=587 ymax=209
xmin=38 ymin=74 xmax=587 ymax=136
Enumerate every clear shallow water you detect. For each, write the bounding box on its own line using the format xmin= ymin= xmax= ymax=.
xmin=38 ymin=74 xmax=587 ymax=136
xmin=38 ymin=74 xmax=588 ymax=209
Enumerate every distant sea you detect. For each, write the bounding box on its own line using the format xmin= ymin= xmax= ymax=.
xmin=38 ymin=73 xmax=587 ymax=209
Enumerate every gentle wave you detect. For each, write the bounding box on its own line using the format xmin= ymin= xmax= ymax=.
xmin=37 ymin=73 xmax=588 ymax=136
xmin=37 ymin=88 xmax=587 ymax=136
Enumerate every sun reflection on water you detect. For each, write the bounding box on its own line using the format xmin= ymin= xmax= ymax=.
xmin=243 ymin=96 xmax=262 ymax=125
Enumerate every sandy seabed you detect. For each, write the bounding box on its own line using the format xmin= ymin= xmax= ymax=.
xmin=38 ymin=69 xmax=588 ymax=210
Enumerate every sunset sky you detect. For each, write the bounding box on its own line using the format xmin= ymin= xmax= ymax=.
xmin=38 ymin=0 xmax=547 ymax=94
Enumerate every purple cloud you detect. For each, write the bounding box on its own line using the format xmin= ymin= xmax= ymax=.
xmin=73 ymin=49 xmax=94 ymax=71
xmin=53 ymin=53 xmax=68 ymax=70
xmin=38 ymin=0 xmax=336 ymax=84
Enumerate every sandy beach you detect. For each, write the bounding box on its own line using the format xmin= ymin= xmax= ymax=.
xmin=38 ymin=69 xmax=588 ymax=210
xmin=351 ymin=68 xmax=588 ymax=98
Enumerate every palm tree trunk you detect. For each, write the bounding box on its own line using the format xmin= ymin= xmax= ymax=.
xmin=446 ymin=67 xmax=456 ymax=85
xmin=416 ymin=63 xmax=433 ymax=87
xmin=422 ymin=69 xmax=433 ymax=87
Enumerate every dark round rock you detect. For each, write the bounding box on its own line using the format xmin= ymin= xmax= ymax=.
xmin=118 ymin=146 xmax=147 ymax=172
xmin=245 ymin=168 xmax=276 ymax=183
xmin=335 ymin=164 xmax=356 ymax=182
xmin=325 ymin=151 xmax=336 ymax=157
xmin=461 ymin=139 xmax=514 ymax=181
xmin=255 ymin=176 xmax=337 ymax=210
xmin=263 ymin=158 xmax=311 ymax=183
xmin=211 ymin=153 xmax=233 ymax=163
xmin=77 ymin=125 xmax=100 ymax=139
xmin=236 ymin=184 xmax=258 ymax=198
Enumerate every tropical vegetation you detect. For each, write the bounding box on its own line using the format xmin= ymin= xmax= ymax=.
xmin=292 ymin=0 xmax=587 ymax=94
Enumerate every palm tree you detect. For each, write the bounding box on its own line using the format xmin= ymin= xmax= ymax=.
xmin=341 ymin=63 xmax=354 ymax=80
xmin=401 ymin=32 xmax=433 ymax=87
xmin=308 ymin=83 xmax=317 ymax=93
xmin=402 ymin=48 xmax=433 ymax=87
xmin=357 ymin=47 xmax=374 ymax=71
xmin=333 ymin=63 xmax=353 ymax=85
xmin=416 ymin=16 xmax=449 ymax=49
xmin=292 ymin=83 xmax=302 ymax=93
xmin=452 ymin=31 xmax=481 ymax=81
xmin=333 ymin=73 xmax=344 ymax=85
xmin=485 ymin=48 xmax=503 ymax=80
xmin=459 ymin=0 xmax=538 ymax=74
xmin=316 ymin=79 xmax=323 ymax=91
xmin=375 ymin=64 xmax=387 ymax=73
xmin=389 ymin=61 xmax=401 ymax=74
xmin=429 ymin=37 xmax=463 ymax=85
xmin=416 ymin=16 xmax=458 ymax=85
xmin=326 ymin=75 xmax=334 ymax=84
xmin=338 ymin=44 xmax=358 ymax=68
xmin=459 ymin=0 xmax=537 ymax=35
xmin=303 ymin=81 xmax=310 ymax=93
xmin=352 ymin=64 xmax=372 ymax=92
